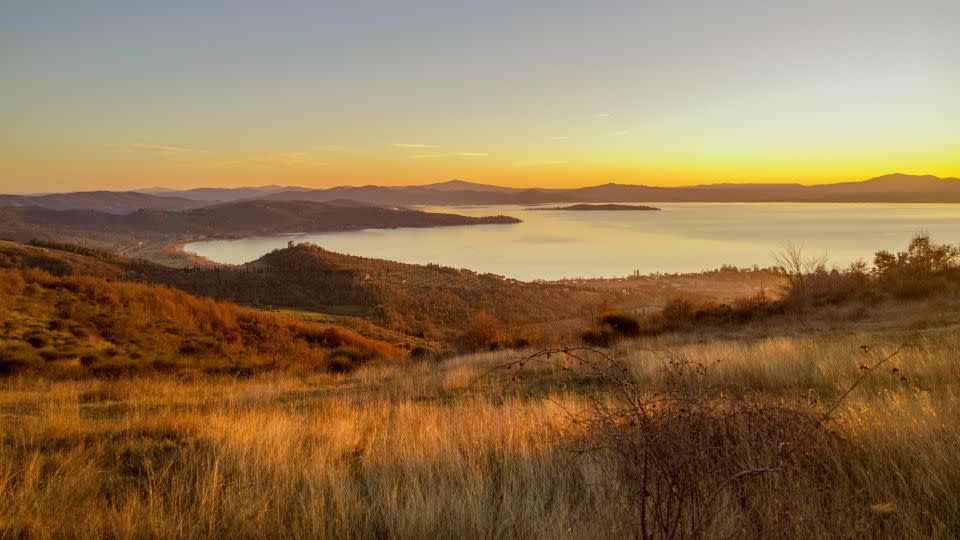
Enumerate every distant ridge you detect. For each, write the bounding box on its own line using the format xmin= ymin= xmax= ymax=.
xmin=134 ymin=185 xmax=313 ymax=202
xmin=257 ymin=174 xmax=960 ymax=205
xmin=4 ymin=174 xmax=960 ymax=211
xmin=420 ymin=179 xmax=519 ymax=193
xmin=809 ymin=173 xmax=960 ymax=194
xmin=0 ymin=190 xmax=203 ymax=214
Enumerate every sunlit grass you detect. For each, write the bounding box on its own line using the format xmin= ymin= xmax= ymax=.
xmin=1 ymin=328 xmax=959 ymax=538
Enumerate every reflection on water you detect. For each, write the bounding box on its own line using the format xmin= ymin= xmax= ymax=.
xmin=185 ymin=203 xmax=960 ymax=281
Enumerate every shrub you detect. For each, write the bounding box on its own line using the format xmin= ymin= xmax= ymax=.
xmin=0 ymin=344 xmax=42 ymax=375
xmin=457 ymin=311 xmax=504 ymax=352
xmin=24 ymin=333 xmax=51 ymax=348
xmin=150 ymin=355 xmax=182 ymax=372
xmin=871 ymin=234 xmax=960 ymax=299
xmin=774 ymin=234 xmax=960 ymax=305
xmin=661 ymin=297 xmax=696 ymax=329
xmin=23 ymin=283 xmax=43 ymax=297
xmin=89 ymin=359 xmax=141 ymax=378
xmin=598 ymin=313 xmax=641 ymax=338
xmin=409 ymin=345 xmax=431 ymax=359
xmin=580 ymin=326 xmax=617 ymax=347
xmin=325 ymin=346 xmax=375 ymax=373
xmin=79 ymin=353 xmax=98 ymax=367
xmin=874 ymin=233 xmax=960 ymax=277
xmin=178 ymin=337 xmax=222 ymax=356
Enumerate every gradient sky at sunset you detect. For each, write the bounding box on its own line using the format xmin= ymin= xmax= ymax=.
xmin=3 ymin=1 xmax=958 ymax=193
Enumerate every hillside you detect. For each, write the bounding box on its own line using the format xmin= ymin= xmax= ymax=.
xmin=0 ymin=200 xmax=519 ymax=266
xmin=0 ymin=263 xmax=405 ymax=378
xmin=0 ymin=239 xmax=585 ymax=343
xmin=420 ymin=179 xmax=519 ymax=193
xmin=809 ymin=173 xmax=960 ymax=194
xmin=0 ymin=199 xmax=519 ymax=239
xmin=0 ymin=240 xmax=773 ymax=348
xmin=159 ymin=243 xmax=607 ymax=341
xmin=0 ymin=190 xmax=204 ymax=213
xmin=135 ymin=185 xmax=312 ymax=202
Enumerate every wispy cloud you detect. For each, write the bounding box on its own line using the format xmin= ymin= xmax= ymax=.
xmin=596 ymin=113 xmax=610 ymax=118
xmin=410 ymin=151 xmax=488 ymax=159
xmin=392 ymin=143 xmax=440 ymax=149
xmin=514 ymin=159 xmax=568 ymax=166
xmin=128 ymin=144 xmax=198 ymax=154
xmin=551 ymin=136 xmax=569 ymax=140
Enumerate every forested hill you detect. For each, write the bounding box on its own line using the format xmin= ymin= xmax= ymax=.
xmin=0 ymin=199 xmax=519 ymax=240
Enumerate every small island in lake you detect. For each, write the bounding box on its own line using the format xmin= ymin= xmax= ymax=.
xmin=530 ymin=203 xmax=661 ymax=211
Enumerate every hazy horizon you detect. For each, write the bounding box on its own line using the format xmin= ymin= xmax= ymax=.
xmin=3 ymin=171 xmax=959 ymax=196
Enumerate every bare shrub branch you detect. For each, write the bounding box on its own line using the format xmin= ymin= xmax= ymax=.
xmin=483 ymin=344 xmax=903 ymax=538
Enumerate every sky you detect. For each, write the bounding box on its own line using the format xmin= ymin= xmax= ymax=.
xmin=2 ymin=0 xmax=958 ymax=193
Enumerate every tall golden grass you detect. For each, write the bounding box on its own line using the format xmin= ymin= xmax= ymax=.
xmin=2 ymin=326 xmax=958 ymax=538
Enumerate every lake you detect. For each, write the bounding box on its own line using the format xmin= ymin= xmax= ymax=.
xmin=185 ymin=203 xmax=960 ymax=281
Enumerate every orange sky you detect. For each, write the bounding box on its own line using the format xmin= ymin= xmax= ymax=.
xmin=2 ymin=2 xmax=958 ymax=193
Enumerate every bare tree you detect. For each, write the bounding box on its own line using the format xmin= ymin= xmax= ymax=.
xmin=774 ymin=243 xmax=829 ymax=304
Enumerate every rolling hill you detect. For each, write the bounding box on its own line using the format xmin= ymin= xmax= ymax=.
xmin=0 ymin=240 xmax=608 ymax=346
xmin=0 ymin=190 xmax=205 ymax=213
xmin=158 ymin=243 xmax=608 ymax=341
xmin=135 ymin=185 xmax=313 ymax=202
xmin=0 ymin=199 xmax=520 ymax=266
xmin=0 ymin=241 xmax=406 ymax=378
xmin=0 ymin=199 xmax=518 ymax=238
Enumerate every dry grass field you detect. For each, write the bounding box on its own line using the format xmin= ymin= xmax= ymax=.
xmin=3 ymin=314 xmax=959 ymax=538
xmin=2 ymin=234 xmax=960 ymax=538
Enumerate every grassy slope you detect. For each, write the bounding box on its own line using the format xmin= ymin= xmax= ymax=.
xmin=0 ymin=240 xmax=777 ymax=348
xmin=0 ymin=240 xmax=604 ymax=332
xmin=1 ymin=302 xmax=958 ymax=538
xmin=0 ymin=263 xmax=406 ymax=377
xmin=3 ymin=237 xmax=959 ymax=536
xmin=96 ymin=242 xmax=614 ymax=341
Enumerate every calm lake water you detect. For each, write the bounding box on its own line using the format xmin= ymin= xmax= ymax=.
xmin=185 ymin=203 xmax=960 ymax=281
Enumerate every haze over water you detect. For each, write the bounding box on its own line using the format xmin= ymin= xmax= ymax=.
xmin=186 ymin=203 xmax=960 ymax=281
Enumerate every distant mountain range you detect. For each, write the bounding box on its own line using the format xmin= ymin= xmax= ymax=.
xmin=135 ymin=185 xmax=313 ymax=202
xmin=3 ymin=174 xmax=959 ymax=213
xmin=0 ymin=190 xmax=204 ymax=214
